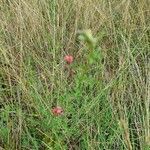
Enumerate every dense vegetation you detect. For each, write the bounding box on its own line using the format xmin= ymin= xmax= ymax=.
xmin=0 ymin=0 xmax=149 ymax=149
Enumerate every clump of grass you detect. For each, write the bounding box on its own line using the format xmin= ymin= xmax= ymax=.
xmin=0 ymin=0 xmax=149 ymax=149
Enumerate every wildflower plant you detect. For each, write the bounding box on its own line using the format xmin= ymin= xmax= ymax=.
xmin=75 ymin=29 xmax=103 ymax=88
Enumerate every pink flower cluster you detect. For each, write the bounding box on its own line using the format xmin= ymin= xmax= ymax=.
xmin=64 ymin=55 xmax=73 ymax=64
xmin=52 ymin=106 xmax=64 ymax=116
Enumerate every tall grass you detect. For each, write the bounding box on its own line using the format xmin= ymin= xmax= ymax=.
xmin=0 ymin=0 xmax=149 ymax=149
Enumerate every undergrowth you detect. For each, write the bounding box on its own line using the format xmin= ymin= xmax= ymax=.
xmin=0 ymin=0 xmax=149 ymax=149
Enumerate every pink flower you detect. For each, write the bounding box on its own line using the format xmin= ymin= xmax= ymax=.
xmin=52 ymin=106 xmax=64 ymax=116
xmin=64 ymin=55 xmax=73 ymax=64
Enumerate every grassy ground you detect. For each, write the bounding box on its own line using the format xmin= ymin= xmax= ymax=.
xmin=0 ymin=0 xmax=150 ymax=149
